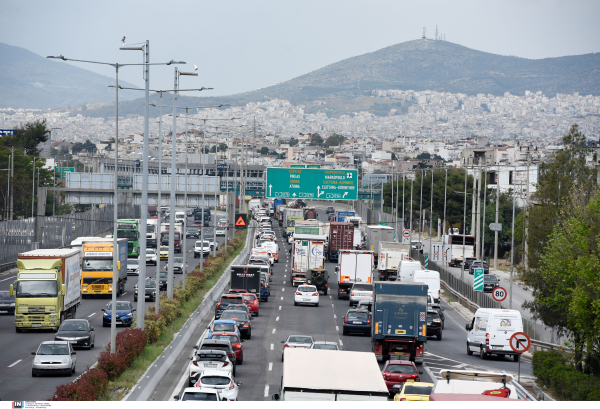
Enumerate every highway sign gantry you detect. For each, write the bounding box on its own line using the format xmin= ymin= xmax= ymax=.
xmin=473 ymin=267 xmax=484 ymax=291
xmin=266 ymin=168 xmax=358 ymax=200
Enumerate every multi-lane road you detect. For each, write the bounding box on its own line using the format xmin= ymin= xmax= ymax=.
xmin=0 ymin=211 xmax=227 ymax=401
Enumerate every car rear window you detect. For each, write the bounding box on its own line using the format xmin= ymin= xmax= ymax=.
xmin=403 ymin=385 xmax=433 ymax=395
xmin=298 ymin=286 xmax=317 ymax=292
xmin=210 ymin=334 xmax=239 ymax=343
xmin=182 ymin=392 xmax=218 ymax=401
xmin=243 ymin=294 xmax=257 ymax=301
xmin=213 ymin=323 xmax=235 ymax=332
xmin=352 ymin=284 xmax=373 ymax=291
xmin=201 ymin=344 xmax=230 ymax=352
xmin=201 ymin=375 xmax=231 ymax=386
xmin=221 ymin=311 xmax=247 ymax=320
xmin=220 ymin=296 xmax=242 ymax=305
xmin=386 ymin=364 xmax=417 ymax=374
xmin=198 ymin=353 xmax=226 ymax=361
xmin=289 ymin=336 xmax=312 ymax=343
xmin=347 ymin=311 xmax=369 ymax=319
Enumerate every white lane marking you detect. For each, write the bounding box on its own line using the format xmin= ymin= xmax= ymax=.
xmin=282 ymin=288 xmax=284 ymax=292
xmin=272 ymin=328 xmax=276 ymax=334
xmin=339 ymin=339 xmax=343 ymax=346
xmin=333 ymin=314 xmax=336 ymax=319
xmin=283 ymin=281 xmax=285 ymax=284
xmin=336 ymin=326 xmax=339 ymax=331
xmin=279 ymin=306 xmax=282 ymax=310
xmin=8 ymin=359 xmax=22 ymax=368
xmin=268 ymin=362 xmax=273 ymax=371
xmin=280 ymin=297 xmax=283 ymax=300
xmin=331 ymin=304 xmax=334 ymax=308
xmin=122 ymin=292 xmax=128 ymax=296
xmin=276 ymin=316 xmax=279 ymax=321
xmin=270 ymin=344 xmax=274 ymax=350
xmin=88 ymin=312 xmax=96 ymax=318
xmin=284 ymin=275 xmax=286 ymax=278
xmin=264 ymin=385 xmax=269 ymax=397
xmin=329 ymin=295 xmax=332 ymax=299
xmin=0 ymin=276 xmax=17 ymax=282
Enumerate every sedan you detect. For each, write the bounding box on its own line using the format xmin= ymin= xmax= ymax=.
xmin=326 ymin=206 xmax=335 ymax=214
xmin=469 ymin=260 xmax=490 ymax=274
xmin=195 ymin=370 xmax=241 ymax=401
xmin=102 ymin=301 xmax=135 ymax=327
xmin=134 ymin=279 xmax=158 ymax=302
xmin=127 ymin=257 xmax=140 ymax=275
xmin=173 ymin=257 xmax=186 ymax=274
xmin=310 ymin=341 xmax=339 ymax=350
xmin=381 ymin=360 xmax=422 ymax=395
xmin=54 ymin=319 xmax=95 ymax=349
xmin=483 ymin=274 xmax=500 ymax=293
xmin=149 ymin=271 xmax=168 ymax=291
xmin=0 ymin=291 xmax=15 ymax=315
xmin=31 ymin=341 xmax=76 ymax=377
xmin=186 ymin=226 xmax=200 ymax=238
xmin=294 ymin=285 xmax=319 ymax=307
xmin=426 ymin=308 xmax=443 ymax=340
xmin=281 ymin=335 xmax=314 ymax=361
xmin=145 ymin=248 xmax=157 ymax=265
xmin=342 ymin=309 xmax=371 ymax=336
xmin=209 ymin=332 xmax=245 ymax=364
xmin=220 ymin=310 xmax=253 ymax=339
xmin=159 ymin=245 xmax=169 ymax=259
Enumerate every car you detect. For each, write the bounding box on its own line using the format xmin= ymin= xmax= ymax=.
xmin=215 ymin=294 xmax=244 ymax=319
xmin=206 ymin=320 xmax=241 ymax=339
xmin=220 ymin=310 xmax=253 ymax=339
xmin=186 ymin=225 xmax=200 ymax=238
xmin=102 ymin=301 xmax=135 ymax=327
xmin=54 ymin=319 xmax=95 ymax=349
xmin=174 ymin=387 xmax=224 ymax=401
xmin=294 ymin=284 xmax=319 ymax=307
xmin=134 ymin=279 xmax=158 ymax=302
xmin=259 ymin=279 xmax=269 ymax=302
xmin=215 ymin=226 xmax=226 ymax=236
xmin=145 ymin=248 xmax=157 ymax=265
xmin=0 ymin=291 xmax=16 ymax=315
xmin=248 ymin=256 xmax=269 ymax=267
xmin=426 ymin=307 xmax=443 ymax=340
xmin=31 ymin=341 xmax=76 ymax=377
xmin=203 ymin=233 xmax=219 ymax=251
xmin=149 ymin=271 xmax=168 ymax=291
xmin=342 ymin=308 xmax=371 ymax=335
xmin=173 ymin=257 xmax=186 ymax=274
xmin=469 ymin=260 xmax=490 ymax=274
xmin=394 ymin=380 xmax=434 ymax=401
xmin=225 ymin=303 xmax=251 ymax=317
xmin=198 ymin=340 xmax=237 ymax=373
xmin=195 ymin=370 xmax=241 ymax=401
xmin=127 ymin=257 xmax=140 ymax=275
xmin=356 ymin=300 xmax=372 ymax=312
xmin=159 ymin=245 xmax=169 ymax=259
xmin=281 ymin=335 xmax=314 ymax=361
xmin=483 ymin=274 xmax=500 ymax=293
xmin=310 ymin=341 xmax=340 ymax=350
xmin=187 ymin=349 xmax=233 ymax=387
xmin=194 ymin=240 xmax=211 ymax=258
xmin=349 ymin=283 xmax=374 ymax=307
xmin=463 ymin=257 xmax=477 ymax=271
xmin=382 ymin=360 xmax=422 ymax=395
xmin=326 ymin=206 xmax=335 ymax=214
xmin=430 ymin=303 xmax=445 ymax=329
xmin=209 ymin=332 xmax=245 ymax=364
xmin=240 ymin=293 xmax=259 ymax=316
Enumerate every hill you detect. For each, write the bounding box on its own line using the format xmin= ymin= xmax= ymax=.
xmin=0 ymin=42 xmax=139 ymax=110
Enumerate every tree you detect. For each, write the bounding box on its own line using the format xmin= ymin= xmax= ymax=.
xmin=310 ymin=133 xmax=323 ymax=145
xmin=259 ymin=147 xmax=270 ymax=155
xmin=209 ymin=145 xmax=217 ymax=153
xmin=289 ymin=138 xmax=299 ymax=147
xmin=218 ymin=143 xmax=228 ymax=152
xmin=325 ymin=133 xmax=345 ymax=147
xmin=71 ymin=140 xmax=97 ymax=154
xmin=0 ymin=119 xmax=49 ymax=155
xmin=416 ymin=152 xmax=431 ymax=160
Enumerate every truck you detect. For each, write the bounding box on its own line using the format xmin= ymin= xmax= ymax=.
xmin=336 ymin=250 xmax=374 ymax=299
xmin=283 ymin=208 xmax=304 ymax=233
xmin=147 ymin=205 xmax=158 ymax=218
xmin=345 ymin=216 xmax=364 ymax=248
xmin=327 ymin=222 xmax=354 ymax=262
xmin=272 ymin=349 xmax=388 ymax=401
xmin=80 ymin=238 xmax=128 ymax=297
xmin=11 ymin=249 xmax=81 ymax=332
xmin=303 ymin=208 xmax=318 ymax=220
xmin=444 ymin=234 xmax=476 ymax=267
xmin=248 ymin=198 xmax=261 ymax=212
xmin=117 ymin=219 xmax=141 ymax=257
xmin=70 ymin=237 xmax=98 ymax=260
xmin=161 ymin=221 xmax=183 ymax=253
xmin=230 ymin=265 xmax=261 ymax=296
xmin=291 ymin=234 xmax=327 ymax=287
xmin=193 ymin=209 xmax=210 ymax=227
xmin=146 ymin=218 xmax=158 ymax=249
xmin=335 ymin=211 xmax=355 ymax=223
xmin=377 ymin=242 xmax=411 ymax=281
xmin=273 ymin=199 xmax=287 ymax=216
xmin=365 ymin=225 xmax=395 ymax=268
xmin=372 ymin=281 xmax=428 ymax=364
xmin=293 ymin=220 xmax=320 ymax=236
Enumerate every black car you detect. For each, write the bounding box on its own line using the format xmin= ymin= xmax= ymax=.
xmin=186 ymin=226 xmax=200 ymax=238
xmin=430 ymin=303 xmax=445 ymax=329
xmin=54 ymin=319 xmax=95 ymax=349
xmin=0 ymin=291 xmax=15 ymax=315
xmin=326 ymin=206 xmax=335 ymax=214
xmin=149 ymin=271 xmax=168 ymax=291
xmin=220 ymin=310 xmax=253 ymax=339
xmin=342 ymin=309 xmax=371 ymax=336
xmin=135 ymin=279 xmax=158 ymax=302
xmin=469 ymin=260 xmax=490 ymax=275
xmin=426 ymin=308 xmax=443 ymax=340
xmin=215 ymin=294 xmax=244 ymax=319
xmin=483 ymin=274 xmax=500 ymax=293
xmin=463 ymin=257 xmax=477 ymax=271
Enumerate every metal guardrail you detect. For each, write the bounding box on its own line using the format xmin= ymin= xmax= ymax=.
xmin=510 ymin=380 xmax=536 ymax=401
xmin=532 ymin=380 xmax=555 ymax=401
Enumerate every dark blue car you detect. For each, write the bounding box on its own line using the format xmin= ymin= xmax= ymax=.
xmin=102 ymin=301 xmax=135 ymax=327
xmin=342 ymin=309 xmax=371 ymax=336
xmin=260 ymin=279 xmax=269 ymax=302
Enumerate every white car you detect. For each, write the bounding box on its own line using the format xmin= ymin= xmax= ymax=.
xmin=127 ymin=258 xmax=140 ymax=275
xmin=194 ymin=240 xmax=211 ymax=258
xmin=174 ymin=387 xmax=224 ymax=401
xmin=281 ymin=335 xmax=314 ymax=362
xmin=145 ymin=248 xmax=157 ymax=265
xmin=349 ymin=283 xmax=374 ymax=307
xmin=294 ymin=285 xmax=319 ymax=307
xmin=215 ymin=226 xmax=226 ymax=236
xmin=195 ymin=370 xmax=241 ymax=401
xmin=188 ymin=349 xmax=234 ymax=387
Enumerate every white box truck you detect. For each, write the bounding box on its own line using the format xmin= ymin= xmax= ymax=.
xmin=365 ymin=225 xmax=394 ymax=267
xmin=291 ymin=234 xmax=327 ymax=287
xmin=377 ymin=241 xmax=411 ymax=281
xmin=336 ymin=250 xmax=374 ymax=299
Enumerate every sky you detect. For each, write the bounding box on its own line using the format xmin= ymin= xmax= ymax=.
xmin=1 ymin=0 xmax=599 ymax=97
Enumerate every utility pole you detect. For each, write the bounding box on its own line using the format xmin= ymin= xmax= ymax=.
xmin=200 ymin=120 xmax=206 ymax=271
xmin=156 ymin=96 xmax=163 ymax=313
xmin=418 ymin=169 xmax=424 ymax=248
xmin=10 ymin=147 xmax=14 ymax=220
xmin=475 ymin=165 xmax=482 ymax=260
xmin=509 ymin=166 xmax=516 ymax=309
xmin=494 ymin=165 xmax=500 ymax=270
xmin=409 ymin=178 xmax=413 ymax=251
xmin=182 ymin=107 xmax=189 ymax=290
xmin=110 ymin=63 xmax=120 ymax=353
xmin=168 ymin=67 xmax=178 ymax=299
xmin=429 ymin=169 xmax=434 ymax=265
xmin=402 ymin=174 xmax=405 ymax=231
xmin=462 ymin=167 xmax=467 ymax=282
xmin=524 ymin=150 xmax=530 ymax=270
xmin=442 ymin=167 xmax=448 ymax=264
xmin=481 ymin=166 xmax=487 ymax=262
xmin=471 ymin=166 xmax=477 ymax=235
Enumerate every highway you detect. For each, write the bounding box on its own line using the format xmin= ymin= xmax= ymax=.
xmin=149 ymin=206 xmax=533 ymax=401
xmin=0 ymin=210 xmax=226 ymax=401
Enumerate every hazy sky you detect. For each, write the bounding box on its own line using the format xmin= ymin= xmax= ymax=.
xmin=2 ymin=0 xmax=599 ymax=97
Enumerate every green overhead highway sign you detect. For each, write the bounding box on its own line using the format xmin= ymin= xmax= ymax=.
xmin=266 ymin=168 xmax=358 ymax=200
xmin=290 ymin=164 xmax=321 ymax=169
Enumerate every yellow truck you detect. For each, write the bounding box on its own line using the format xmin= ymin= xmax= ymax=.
xmin=10 ymin=248 xmax=81 ymax=332
xmin=80 ymin=238 xmax=128 ymax=297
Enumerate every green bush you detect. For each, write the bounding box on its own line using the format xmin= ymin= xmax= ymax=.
xmin=532 ymin=350 xmax=600 ymax=400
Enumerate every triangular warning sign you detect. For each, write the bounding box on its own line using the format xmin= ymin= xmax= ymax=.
xmin=236 ymin=216 xmax=246 ymax=226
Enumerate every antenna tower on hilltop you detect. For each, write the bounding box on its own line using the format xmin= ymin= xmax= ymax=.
xmin=435 ymin=24 xmax=438 ymax=40
xmin=422 ymin=27 xmax=426 ymax=39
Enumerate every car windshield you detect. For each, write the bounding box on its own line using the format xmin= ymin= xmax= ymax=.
xmin=82 ymin=259 xmax=113 ymax=271
xmin=347 ymin=311 xmax=369 ymax=319
xmin=127 ymin=259 xmax=138 ymax=264
xmin=213 ymin=323 xmax=235 ymax=332
xmin=174 ymin=258 xmax=183 ymax=264
xmin=188 ymin=227 xmax=199 ymax=232
xmin=59 ymin=321 xmax=88 ymax=331
xmin=313 ymin=344 xmax=338 ymax=350
xmin=15 ymin=280 xmax=58 ymax=298
xmin=161 ymin=233 xmax=180 ymax=241
xmin=484 ymin=275 xmax=497 ymax=282
xmin=298 ymin=286 xmax=316 ymax=292
xmin=160 ymin=247 xmax=169 ymax=252
xmin=146 ymin=249 xmax=154 ymax=254
xmin=117 ymin=230 xmax=137 ymax=239
xmin=221 ymin=311 xmax=247 ymax=320
xmin=289 ymin=336 xmax=312 ymax=343
xmin=210 ymin=334 xmax=238 ymax=343
xmin=145 ymin=280 xmax=157 ymax=288
xmin=106 ymin=302 xmax=131 ymax=310
xmin=181 ymin=392 xmax=218 ymax=401
xmin=201 ymin=376 xmax=231 ymax=386
xmin=147 ymin=225 xmax=155 ymax=233
xmin=352 ymin=284 xmax=373 ymax=291
xmin=386 ymin=364 xmax=417 ymax=374
xmin=403 ymin=385 xmax=433 ymax=395
xmin=38 ymin=344 xmax=69 ymax=355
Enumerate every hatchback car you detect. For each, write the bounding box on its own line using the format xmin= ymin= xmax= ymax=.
xmin=294 ymin=285 xmax=319 ymax=307
xmin=349 ymin=283 xmax=374 ymax=307
xmin=483 ymin=274 xmax=500 ymax=293
xmin=426 ymin=308 xmax=443 ymax=340
xmin=215 ymin=294 xmax=245 ymax=319
xmin=127 ymin=257 xmax=140 ymax=275
xmin=173 ymin=257 xmax=185 ymax=274
xmin=175 ymin=387 xmax=223 ymax=401
xmin=310 ymin=341 xmax=339 ymax=350
xmin=0 ymin=291 xmax=16 ymax=315
xmin=188 ymin=349 xmax=233 ymax=386
xmin=198 ymin=340 xmax=237 ymax=373
xmin=159 ymin=245 xmax=169 ymax=259
xmin=145 ymin=248 xmax=157 ymax=265
xmin=342 ymin=309 xmax=371 ymax=335
xmin=31 ymin=341 xmax=76 ymax=377
xmin=195 ymin=370 xmax=241 ymax=401
xmin=134 ymin=279 xmax=158 ymax=302
xmin=102 ymin=301 xmax=135 ymax=327
xmin=54 ymin=319 xmax=95 ymax=349
xmin=281 ymin=335 xmax=314 ymax=361
xmin=209 ymin=332 xmax=244 ymax=364
xmin=241 ymin=293 xmax=259 ymax=316
xmin=225 ymin=304 xmax=251 ymax=317
xmin=394 ymin=380 xmax=434 ymax=401
xmin=470 ymin=260 xmax=490 ymax=274
xmin=149 ymin=271 xmax=168 ymax=292
xmin=381 ymin=360 xmax=422 ymax=394
xmin=220 ymin=310 xmax=253 ymax=339
xmin=206 ymin=320 xmax=241 ymax=339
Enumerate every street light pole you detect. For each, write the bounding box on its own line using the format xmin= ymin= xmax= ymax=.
xmin=31 ymin=157 xmax=36 ymax=219
xmin=429 ymin=169 xmax=433 ymax=266
xmin=481 ymin=165 xmax=488 ymax=265
xmin=462 ymin=167 xmax=467 ymax=282
xmin=442 ymin=167 xmax=448 ymax=266
xmin=111 ymin=63 xmax=120 ymax=353
xmin=156 ymin=96 xmax=164 ymax=313
xmin=509 ymin=165 xmax=516 ymax=309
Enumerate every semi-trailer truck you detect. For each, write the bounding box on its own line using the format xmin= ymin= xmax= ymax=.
xmin=365 ymin=225 xmax=394 ymax=268
xmin=80 ymin=238 xmax=128 ymax=297
xmin=377 ymin=242 xmax=411 ymax=281
xmin=291 ymin=234 xmax=326 ymax=287
xmin=336 ymin=250 xmax=374 ymax=299
xmin=11 ymin=249 xmax=81 ymax=332
xmin=327 ymin=222 xmax=354 ymax=262
xmin=444 ymin=234 xmax=476 ymax=267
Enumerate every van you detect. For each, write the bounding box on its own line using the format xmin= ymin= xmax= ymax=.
xmin=396 ymin=260 xmax=422 ymax=283
xmin=175 ymin=211 xmax=185 ymax=222
xmin=466 ymin=308 xmax=523 ymax=361
xmin=413 ymin=270 xmax=441 ymax=304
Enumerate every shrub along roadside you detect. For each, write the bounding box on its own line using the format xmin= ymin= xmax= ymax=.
xmin=50 ymin=228 xmax=248 ymax=401
xmin=532 ymin=350 xmax=600 ymax=400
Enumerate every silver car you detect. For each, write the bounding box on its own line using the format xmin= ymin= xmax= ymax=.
xmin=349 ymin=283 xmax=374 ymax=307
xmin=32 ymin=341 xmax=76 ymax=377
xmin=173 ymin=257 xmax=186 ymax=274
xmin=281 ymin=335 xmax=314 ymax=361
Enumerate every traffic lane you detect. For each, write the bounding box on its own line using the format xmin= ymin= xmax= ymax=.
xmin=0 ymin=272 xmax=18 ymax=291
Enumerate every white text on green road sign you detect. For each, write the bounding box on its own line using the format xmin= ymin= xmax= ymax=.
xmin=266 ymin=168 xmax=358 ymax=200
xmin=473 ymin=267 xmax=484 ymax=291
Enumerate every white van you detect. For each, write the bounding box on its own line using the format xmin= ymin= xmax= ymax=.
xmin=396 ymin=260 xmax=422 ymax=283
xmin=175 ymin=211 xmax=186 ymax=222
xmin=466 ymin=308 xmax=524 ymax=361
xmin=413 ymin=270 xmax=441 ymax=304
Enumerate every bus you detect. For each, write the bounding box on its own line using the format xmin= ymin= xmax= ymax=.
xmin=117 ymin=219 xmax=141 ymax=257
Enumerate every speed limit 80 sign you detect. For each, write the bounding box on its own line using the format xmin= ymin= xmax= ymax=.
xmin=492 ymin=286 xmax=507 ymax=302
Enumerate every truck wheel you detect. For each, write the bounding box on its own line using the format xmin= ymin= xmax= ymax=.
xmin=466 ymin=343 xmax=473 ymax=355
xmin=479 ymin=347 xmax=487 ymax=359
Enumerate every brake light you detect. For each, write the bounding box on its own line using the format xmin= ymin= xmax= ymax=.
xmin=284 ymin=343 xmax=289 ymax=348
xmin=217 ymin=303 xmax=221 ymax=309
xmin=312 ymin=292 xmax=318 ymax=296
xmin=367 ymin=318 xmax=371 ymax=325
xmin=229 ymin=381 xmax=236 ymax=390
xmin=351 ymin=292 xmax=354 ymax=296
xmin=399 ymin=398 xmax=406 ymax=401
xmin=192 ymin=360 xmax=199 ymax=367
xmin=344 ymin=316 xmax=348 ymax=324
xmin=222 ymin=362 xmax=229 ymax=368
xmin=243 ymin=324 xmax=249 ymax=328
xmin=296 ymin=292 xmax=301 ymax=296
xmin=486 ymin=333 xmax=490 ymax=346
